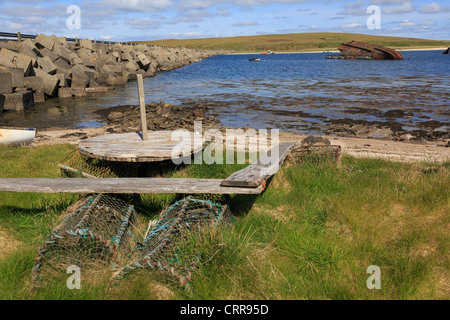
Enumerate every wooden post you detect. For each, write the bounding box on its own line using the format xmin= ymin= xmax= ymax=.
xmin=17 ymin=32 xmax=21 ymax=43
xmin=137 ymin=74 xmax=148 ymax=141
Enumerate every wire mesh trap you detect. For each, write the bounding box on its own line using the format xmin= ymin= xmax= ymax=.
xmin=115 ymin=197 xmax=231 ymax=287
xmin=58 ymin=149 xmax=139 ymax=178
xmin=289 ymin=145 xmax=341 ymax=164
xmin=32 ymin=194 xmax=139 ymax=284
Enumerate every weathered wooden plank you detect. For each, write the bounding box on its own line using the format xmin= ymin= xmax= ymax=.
xmin=137 ymin=74 xmax=148 ymax=141
xmin=78 ymin=131 xmax=203 ymax=162
xmin=0 ymin=178 xmax=263 ymax=194
xmin=221 ymin=142 xmax=297 ymax=188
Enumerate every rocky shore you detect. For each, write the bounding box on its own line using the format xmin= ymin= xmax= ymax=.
xmin=0 ymin=33 xmax=226 ymax=112
xmin=95 ymin=101 xmax=222 ymax=133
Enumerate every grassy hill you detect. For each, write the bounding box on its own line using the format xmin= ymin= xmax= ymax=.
xmin=140 ymin=32 xmax=450 ymax=53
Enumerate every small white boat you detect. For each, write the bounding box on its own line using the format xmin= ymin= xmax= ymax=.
xmin=249 ymin=57 xmax=260 ymax=62
xmin=0 ymin=128 xmax=36 ymax=146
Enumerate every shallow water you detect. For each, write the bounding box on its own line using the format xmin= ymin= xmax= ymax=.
xmin=1 ymin=50 xmax=449 ymax=135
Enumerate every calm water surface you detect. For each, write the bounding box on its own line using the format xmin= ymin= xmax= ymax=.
xmin=1 ymin=50 xmax=448 ymax=134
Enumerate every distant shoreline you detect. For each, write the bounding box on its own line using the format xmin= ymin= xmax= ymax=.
xmin=229 ymin=47 xmax=447 ymax=55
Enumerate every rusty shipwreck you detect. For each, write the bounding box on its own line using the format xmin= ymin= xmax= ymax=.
xmin=337 ymin=41 xmax=404 ymax=60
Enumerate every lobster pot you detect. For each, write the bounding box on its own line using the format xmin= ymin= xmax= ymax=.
xmin=290 ymin=145 xmax=341 ymax=164
xmin=118 ymin=197 xmax=231 ymax=286
xmin=58 ymin=149 xmax=138 ymax=178
xmin=33 ymin=194 xmax=138 ymax=283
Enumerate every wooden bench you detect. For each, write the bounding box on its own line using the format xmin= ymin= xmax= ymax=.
xmin=0 ymin=142 xmax=297 ymax=195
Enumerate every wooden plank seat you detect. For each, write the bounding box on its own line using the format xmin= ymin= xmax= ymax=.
xmin=221 ymin=142 xmax=297 ymax=188
xmin=0 ymin=178 xmax=263 ymax=195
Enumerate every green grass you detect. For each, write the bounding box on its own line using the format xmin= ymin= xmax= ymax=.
xmin=0 ymin=144 xmax=448 ymax=299
xmin=140 ymin=32 xmax=450 ymax=53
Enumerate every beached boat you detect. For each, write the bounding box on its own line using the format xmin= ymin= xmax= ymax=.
xmin=249 ymin=58 xmax=261 ymax=61
xmin=337 ymin=41 xmax=403 ymax=60
xmin=0 ymin=128 xmax=36 ymax=146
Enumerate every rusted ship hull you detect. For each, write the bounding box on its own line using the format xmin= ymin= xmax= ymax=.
xmin=338 ymin=41 xmax=404 ymax=60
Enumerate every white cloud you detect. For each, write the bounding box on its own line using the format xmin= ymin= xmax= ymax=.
xmin=174 ymin=9 xmax=213 ymax=22
xmin=420 ymin=20 xmax=436 ymax=26
xmin=341 ymin=22 xmax=363 ymax=28
xmin=8 ymin=22 xmax=23 ymax=30
xmin=382 ymin=2 xmax=415 ymax=14
xmin=337 ymin=0 xmax=367 ymax=16
xmin=371 ymin=0 xmax=411 ymax=4
xmin=216 ymin=7 xmax=231 ymax=16
xmin=125 ymin=17 xmax=160 ymax=29
xmin=232 ymin=20 xmax=260 ymax=26
xmin=399 ymin=19 xmax=415 ymax=27
xmin=419 ymin=2 xmax=450 ymax=13
xmin=95 ymin=0 xmax=173 ymax=13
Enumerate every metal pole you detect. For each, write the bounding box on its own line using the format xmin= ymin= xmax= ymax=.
xmin=137 ymin=74 xmax=148 ymax=141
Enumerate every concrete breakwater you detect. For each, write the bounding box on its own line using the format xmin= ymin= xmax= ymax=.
xmin=0 ymin=33 xmax=226 ymax=113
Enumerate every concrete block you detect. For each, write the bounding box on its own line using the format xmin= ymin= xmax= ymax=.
xmin=58 ymin=87 xmax=73 ymax=98
xmin=24 ymin=76 xmax=44 ymax=92
xmin=0 ymin=72 xmax=12 ymax=94
xmin=37 ymin=56 xmax=57 ymax=75
xmin=101 ymin=64 xmax=123 ymax=76
xmin=69 ymin=53 xmax=83 ymax=65
xmin=111 ymin=44 xmax=123 ymax=52
xmin=18 ymin=40 xmax=41 ymax=61
xmin=33 ymin=92 xmax=46 ymax=103
xmin=110 ymin=51 xmax=121 ymax=62
xmin=136 ymin=53 xmax=150 ymax=69
xmin=123 ymin=60 xmax=139 ymax=71
xmin=144 ymin=67 xmax=156 ymax=77
xmin=0 ymin=48 xmax=33 ymax=76
xmin=33 ymin=68 xmax=60 ymax=96
xmin=0 ymin=94 xmax=4 ymax=113
xmin=2 ymin=91 xmax=33 ymax=111
xmin=83 ymin=58 xmax=96 ymax=68
xmin=56 ymin=68 xmax=72 ymax=82
xmin=71 ymin=77 xmax=89 ymax=89
xmin=40 ymin=48 xmax=58 ymax=62
xmin=55 ymin=73 xmax=68 ymax=87
xmin=72 ymin=88 xmax=87 ymax=97
xmin=76 ymin=47 xmax=95 ymax=60
xmin=121 ymin=51 xmax=134 ymax=62
xmin=106 ymin=75 xmax=127 ymax=86
xmin=0 ymin=42 xmax=18 ymax=52
xmin=126 ymin=72 xmax=137 ymax=81
xmin=51 ymin=35 xmax=67 ymax=47
xmin=0 ymin=67 xmax=24 ymax=89
xmin=79 ymin=39 xmax=93 ymax=50
xmin=71 ymin=64 xmax=96 ymax=80
xmin=54 ymin=58 xmax=71 ymax=71
xmin=34 ymin=33 xmax=54 ymax=50
xmin=86 ymin=87 xmax=108 ymax=94
xmin=52 ymin=45 xmax=71 ymax=64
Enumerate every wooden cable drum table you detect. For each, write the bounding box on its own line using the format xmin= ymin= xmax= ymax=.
xmin=78 ymin=131 xmax=203 ymax=163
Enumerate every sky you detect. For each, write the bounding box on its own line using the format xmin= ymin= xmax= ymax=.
xmin=0 ymin=0 xmax=449 ymax=41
